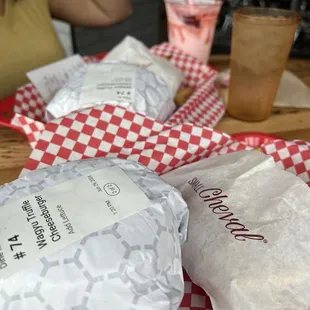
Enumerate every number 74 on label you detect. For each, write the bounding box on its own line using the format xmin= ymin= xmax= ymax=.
xmin=8 ymin=235 xmax=23 ymax=251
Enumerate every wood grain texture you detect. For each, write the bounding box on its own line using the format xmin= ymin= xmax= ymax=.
xmin=0 ymin=127 xmax=31 ymax=184
xmin=0 ymin=57 xmax=309 ymax=185
xmin=210 ymin=56 xmax=310 ymax=141
xmin=216 ymin=110 xmax=310 ymax=135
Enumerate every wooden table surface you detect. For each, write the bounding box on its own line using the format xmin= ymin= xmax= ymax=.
xmin=211 ymin=55 xmax=310 ymax=141
xmin=0 ymin=56 xmax=309 ymax=185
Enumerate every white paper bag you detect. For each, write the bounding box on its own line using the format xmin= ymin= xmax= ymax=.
xmin=103 ymin=36 xmax=184 ymax=98
xmin=163 ymin=151 xmax=310 ymax=310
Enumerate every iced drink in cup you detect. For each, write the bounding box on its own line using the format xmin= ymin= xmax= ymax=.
xmin=165 ymin=1 xmax=222 ymax=63
xmin=228 ymin=7 xmax=300 ymax=121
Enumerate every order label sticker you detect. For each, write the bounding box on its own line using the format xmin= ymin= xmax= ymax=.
xmin=0 ymin=166 xmax=151 ymax=279
xmin=79 ymin=63 xmax=136 ymax=106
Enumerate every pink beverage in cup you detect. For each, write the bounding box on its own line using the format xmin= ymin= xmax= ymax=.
xmin=165 ymin=1 xmax=222 ymax=63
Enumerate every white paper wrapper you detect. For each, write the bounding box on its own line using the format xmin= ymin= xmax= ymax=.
xmin=103 ymin=36 xmax=184 ymax=98
xmin=46 ymin=62 xmax=176 ymax=122
xmin=163 ymin=151 xmax=310 ymax=310
xmin=0 ymin=158 xmax=188 ymax=310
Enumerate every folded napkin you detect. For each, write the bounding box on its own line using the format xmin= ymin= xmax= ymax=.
xmin=217 ymin=70 xmax=310 ymax=109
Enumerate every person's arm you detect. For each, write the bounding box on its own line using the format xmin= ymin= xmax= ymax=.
xmin=48 ymin=0 xmax=132 ymax=27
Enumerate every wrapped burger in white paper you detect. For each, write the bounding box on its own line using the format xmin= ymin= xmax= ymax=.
xmin=0 ymin=158 xmax=188 ymax=310
xmin=45 ymin=62 xmax=176 ymax=122
xmin=163 ymin=151 xmax=310 ymax=310
xmin=103 ymin=36 xmax=184 ymax=98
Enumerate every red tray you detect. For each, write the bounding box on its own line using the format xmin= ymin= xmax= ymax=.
xmin=231 ymin=132 xmax=280 ymax=147
xmin=0 ymin=95 xmax=23 ymax=134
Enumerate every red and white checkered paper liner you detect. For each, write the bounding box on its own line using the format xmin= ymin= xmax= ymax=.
xmin=12 ymin=43 xmax=224 ymax=149
xmin=262 ymin=139 xmax=310 ymax=186
xmin=22 ymin=104 xmax=247 ymax=175
xmin=21 ymin=104 xmax=310 ymax=309
xmin=11 ymin=114 xmax=45 ymax=149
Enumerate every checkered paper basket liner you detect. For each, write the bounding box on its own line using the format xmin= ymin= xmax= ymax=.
xmin=21 ymin=104 xmax=247 ymax=175
xmin=12 ymin=43 xmax=224 ymax=148
xmin=262 ymin=139 xmax=310 ymax=186
xmin=11 ymin=114 xmax=45 ymax=149
xmin=181 ymin=271 xmax=214 ymax=310
xmin=20 ymin=104 xmax=310 ymax=309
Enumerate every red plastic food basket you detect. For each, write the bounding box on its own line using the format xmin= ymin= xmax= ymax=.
xmin=0 ymin=95 xmax=24 ymax=135
xmin=231 ymin=132 xmax=279 ymax=148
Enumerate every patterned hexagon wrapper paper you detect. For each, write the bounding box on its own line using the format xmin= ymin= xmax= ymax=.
xmin=0 ymin=157 xmax=188 ymax=310
xmin=45 ymin=62 xmax=176 ymax=123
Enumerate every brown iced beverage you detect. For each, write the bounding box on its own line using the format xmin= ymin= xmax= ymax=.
xmin=227 ymin=7 xmax=300 ymax=121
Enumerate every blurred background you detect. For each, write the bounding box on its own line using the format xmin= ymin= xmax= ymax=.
xmin=52 ymin=0 xmax=310 ymax=58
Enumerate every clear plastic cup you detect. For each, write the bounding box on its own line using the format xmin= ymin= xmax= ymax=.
xmin=227 ymin=7 xmax=300 ymax=121
xmin=165 ymin=1 xmax=222 ymax=63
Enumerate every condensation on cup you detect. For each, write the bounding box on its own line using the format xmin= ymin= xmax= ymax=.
xmin=165 ymin=0 xmax=222 ymax=63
